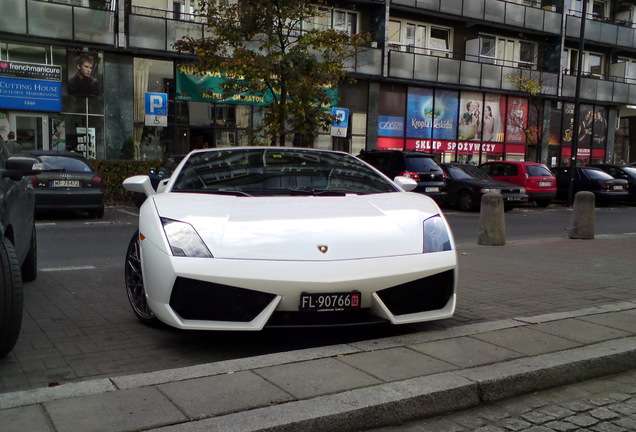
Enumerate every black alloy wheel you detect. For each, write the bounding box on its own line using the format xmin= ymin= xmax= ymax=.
xmin=0 ymin=237 xmax=24 ymax=358
xmin=125 ymin=231 xmax=160 ymax=326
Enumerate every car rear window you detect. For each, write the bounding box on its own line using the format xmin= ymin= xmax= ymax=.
xmin=404 ymin=156 xmax=441 ymax=172
xmin=38 ymin=156 xmax=93 ymax=172
xmin=526 ymin=165 xmax=553 ymax=177
xmin=583 ymin=169 xmax=613 ymax=180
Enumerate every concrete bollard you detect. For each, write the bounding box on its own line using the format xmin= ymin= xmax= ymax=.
xmin=569 ymin=191 xmax=595 ymax=239
xmin=478 ymin=192 xmax=505 ymax=246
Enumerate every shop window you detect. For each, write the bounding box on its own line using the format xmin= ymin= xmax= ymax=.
xmin=2 ymin=43 xmax=50 ymax=64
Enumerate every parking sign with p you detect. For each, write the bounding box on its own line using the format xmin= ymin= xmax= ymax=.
xmin=145 ymin=92 xmax=168 ymax=127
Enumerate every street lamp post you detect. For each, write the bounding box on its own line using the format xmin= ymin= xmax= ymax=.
xmin=567 ymin=1 xmax=587 ymax=207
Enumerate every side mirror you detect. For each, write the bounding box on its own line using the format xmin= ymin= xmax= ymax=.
xmin=1 ymin=156 xmax=42 ymax=181
xmin=6 ymin=156 xmax=41 ymax=171
xmin=123 ymin=175 xmax=157 ymax=198
xmin=394 ymin=176 xmax=417 ymax=191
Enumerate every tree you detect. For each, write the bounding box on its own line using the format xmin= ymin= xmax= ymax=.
xmin=174 ymin=0 xmax=369 ymax=147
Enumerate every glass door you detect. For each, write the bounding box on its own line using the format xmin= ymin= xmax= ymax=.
xmin=13 ymin=113 xmax=50 ymax=152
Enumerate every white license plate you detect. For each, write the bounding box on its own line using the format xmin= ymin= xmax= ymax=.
xmin=51 ymin=180 xmax=80 ymax=187
xmin=299 ymin=291 xmax=361 ymax=312
xmin=539 ymin=182 xmax=551 ymax=187
xmin=613 ymin=185 xmax=624 ymax=190
xmin=425 ymin=187 xmax=440 ymax=193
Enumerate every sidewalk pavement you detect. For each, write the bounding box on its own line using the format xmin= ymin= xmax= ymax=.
xmin=1 ymin=235 xmax=636 ymax=432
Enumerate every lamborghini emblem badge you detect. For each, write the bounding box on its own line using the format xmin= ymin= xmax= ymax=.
xmin=318 ymin=245 xmax=328 ymax=254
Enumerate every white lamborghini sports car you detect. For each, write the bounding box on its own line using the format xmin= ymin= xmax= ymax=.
xmin=123 ymin=147 xmax=457 ymax=330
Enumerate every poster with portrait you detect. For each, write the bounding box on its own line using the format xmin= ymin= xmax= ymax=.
xmin=406 ymin=87 xmax=433 ymax=139
xmin=67 ymin=49 xmax=101 ymax=96
xmin=482 ymin=94 xmax=505 ymax=142
xmin=577 ymin=104 xmax=594 ymax=148
xmin=505 ymin=97 xmax=528 ymax=143
xmin=51 ymin=118 xmax=66 ymax=152
xmin=458 ymin=92 xmax=483 ymax=141
xmin=591 ymin=106 xmax=607 ymax=148
xmin=431 ymin=90 xmax=458 ymax=140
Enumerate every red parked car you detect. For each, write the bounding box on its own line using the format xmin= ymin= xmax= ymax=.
xmin=480 ymin=161 xmax=556 ymax=207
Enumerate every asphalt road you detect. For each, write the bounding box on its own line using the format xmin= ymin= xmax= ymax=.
xmin=1 ymin=203 xmax=634 ymax=394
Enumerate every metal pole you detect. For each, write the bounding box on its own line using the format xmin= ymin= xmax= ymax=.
xmin=567 ymin=2 xmax=587 ymax=207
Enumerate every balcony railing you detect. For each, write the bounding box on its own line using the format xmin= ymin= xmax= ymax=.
xmin=0 ymin=0 xmax=115 ymax=45
xmin=391 ymin=0 xmax=562 ymax=35
xmin=387 ymin=49 xmax=636 ymax=105
xmin=128 ymin=9 xmax=206 ymax=52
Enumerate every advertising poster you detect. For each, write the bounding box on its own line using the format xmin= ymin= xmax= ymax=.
xmin=577 ymin=104 xmax=594 ymax=148
xmin=67 ymin=49 xmax=101 ymax=96
xmin=592 ymin=106 xmax=608 ymax=148
xmin=505 ymin=97 xmax=528 ymax=143
xmin=458 ymin=92 xmax=483 ymax=141
xmin=561 ymin=103 xmax=575 ymax=146
xmin=431 ymin=89 xmax=458 ymax=141
xmin=482 ymin=94 xmax=505 ymax=142
xmin=406 ymin=87 xmax=433 ymax=139
xmin=51 ymin=118 xmax=66 ymax=151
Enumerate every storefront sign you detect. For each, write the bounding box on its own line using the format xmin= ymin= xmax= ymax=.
xmin=406 ymin=139 xmax=505 ymax=154
xmin=0 ymin=61 xmax=62 ymax=112
xmin=176 ymin=65 xmax=337 ymax=107
xmin=378 ymin=116 xmax=404 ymax=137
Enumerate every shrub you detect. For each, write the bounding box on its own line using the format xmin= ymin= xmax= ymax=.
xmin=90 ymin=159 xmax=160 ymax=203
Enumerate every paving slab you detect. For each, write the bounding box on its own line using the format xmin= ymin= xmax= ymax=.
xmin=44 ymin=387 xmax=187 ymax=432
xmin=158 ymin=370 xmax=293 ymax=419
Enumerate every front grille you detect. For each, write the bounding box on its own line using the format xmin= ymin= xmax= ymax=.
xmin=170 ymin=277 xmax=276 ymax=321
xmin=376 ymin=270 xmax=454 ymax=316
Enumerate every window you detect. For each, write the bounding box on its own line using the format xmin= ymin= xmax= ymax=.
xmin=563 ymin=49 xmax=604 ymax=77
xmin=306 ymin=8 xmax=358 ymax=36
xmin=0 ymin=43 xmax=52 ymax=64
xmin=565 ymin=0 xmax=608 ymax=18
xmin=475 ymin=35 xmax=536 ymax=68
xmin=616 ymin=58 xmax=636 ymax=83
xmin=388 ymin=19 xmax=452 ymax=58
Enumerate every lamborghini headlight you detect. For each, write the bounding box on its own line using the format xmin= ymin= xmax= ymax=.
xmin=161 ymin=218 xmax=213 ymax=258
xmin=423 ymin=215 xmax=452 ymax=253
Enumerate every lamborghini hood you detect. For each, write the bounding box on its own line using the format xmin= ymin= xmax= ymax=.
xmin=148 ymin=192 xmax=446 ymax=260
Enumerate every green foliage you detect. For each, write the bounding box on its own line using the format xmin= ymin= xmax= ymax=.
xmin=174 ymin=0 xmax=370 ymax=146
xmin=121 ymin=136 xmax=135 ymax=159
xmin=90 ymin=159 xmax=160 ymax=203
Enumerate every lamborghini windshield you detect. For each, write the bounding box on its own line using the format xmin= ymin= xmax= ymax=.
xmin=171 ymin=148 xmax=398 ymax=196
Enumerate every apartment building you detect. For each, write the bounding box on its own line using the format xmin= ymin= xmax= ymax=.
xmin=1 ymin=0 xmax=635 ymax=165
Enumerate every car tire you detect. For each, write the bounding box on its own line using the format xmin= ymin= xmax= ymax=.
xmin=0 ymin=237 xmax=24 ymax=358
xmin=457 ymin=190 xmax=477 ymax=212
xmin=88 ymin=205 xmax=105 ymax=219
xmin=21 ymin=225 xmax=37 ymax=283
xmin=125 ymin=230 xmax=161 ymax=326
xmin=535 ymin=199 xmax=551 ymax=208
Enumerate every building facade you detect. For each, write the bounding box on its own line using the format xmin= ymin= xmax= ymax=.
xmin=1 ymin=0 xmax=635 ymax=166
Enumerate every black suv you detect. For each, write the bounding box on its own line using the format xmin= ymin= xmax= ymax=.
xmin=358 ymin=150 xmax=447 ymax=203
